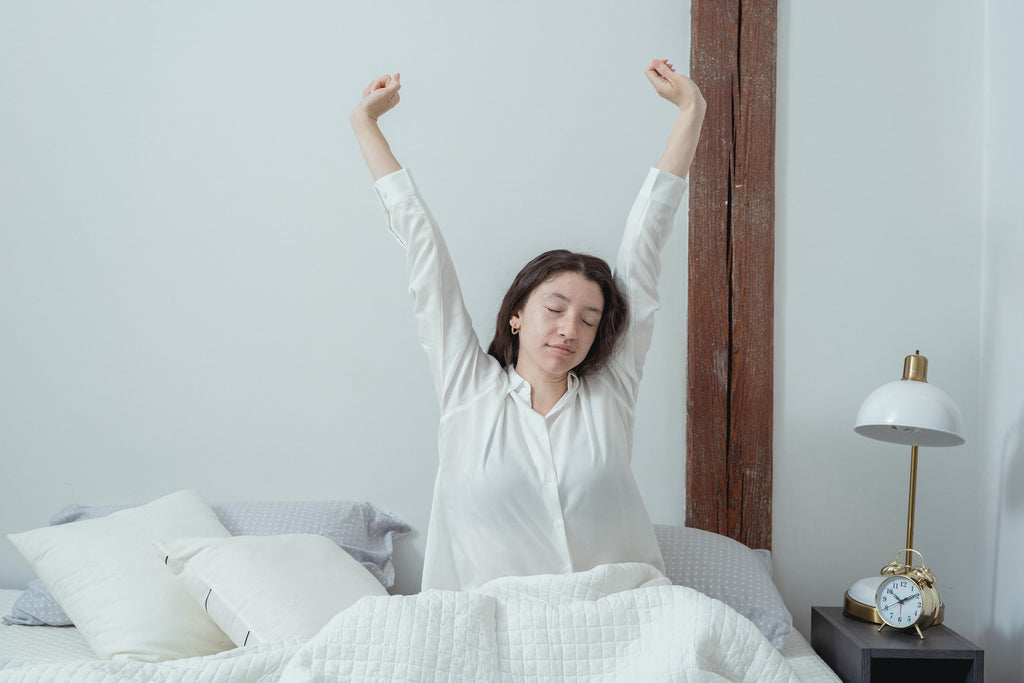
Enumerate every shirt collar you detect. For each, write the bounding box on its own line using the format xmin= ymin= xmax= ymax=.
xmin=506 ymin=367 xmax=580 ymax=413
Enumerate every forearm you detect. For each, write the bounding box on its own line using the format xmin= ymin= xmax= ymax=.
xmin=655 ymin=101 xmax=706 ymax=178
xmin=608 ymin=168 xmax=687 ymax=397
xmin=351 ymin=112 xmax=402 ymax=181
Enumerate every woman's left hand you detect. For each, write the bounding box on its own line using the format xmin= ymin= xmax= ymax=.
xmin=645 ymin=59 xmax=706 ymax=177
xmin=644 ymin=59 xmax=705 ymax=114
xmin=352 ymin=73 xmax=402 ymax=123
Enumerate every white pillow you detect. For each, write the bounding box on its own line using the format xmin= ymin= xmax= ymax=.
xmin=7 ymin=489 xmax=234 ymax=661
xmin=154 ymin=534 xmax=388 ymax=647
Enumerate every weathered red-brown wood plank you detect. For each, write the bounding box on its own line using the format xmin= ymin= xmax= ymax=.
xmin=687 ymin=0 xmax=776 ymax=550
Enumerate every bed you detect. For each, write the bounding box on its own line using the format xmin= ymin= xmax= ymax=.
xmin=0 ymin=586 xmax=835 ymax=682
xmin=0 ymin=490 xmax=838 ymax=682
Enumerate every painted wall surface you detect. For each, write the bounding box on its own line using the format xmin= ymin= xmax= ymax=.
xmin=774 ymin=2 xmax=1024 ymax=676
xmin=977 ymin=0 xmax=1024 ymax=679
xmin=774 ymin=0 xmax=982 ymax=627
xmin=0 ymin=2 xmax=691 ymax=595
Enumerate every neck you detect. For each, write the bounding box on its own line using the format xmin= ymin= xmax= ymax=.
xmin=514 ymin=366 xmax=570 ymax=416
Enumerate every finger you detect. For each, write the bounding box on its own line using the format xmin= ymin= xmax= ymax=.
xmin=654 ymin=60 xmax=676 ymax=77
xmin=363 ymin=76 xmax=387 ymax=97
xmin=377 ymin=73 xmax=400 ymax=96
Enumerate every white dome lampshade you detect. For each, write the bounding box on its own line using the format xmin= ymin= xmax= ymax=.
xmin=854 ymin=352 xmax=964 ymax=448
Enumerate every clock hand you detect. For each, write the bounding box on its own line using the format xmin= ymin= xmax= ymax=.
xmin=882 ymin=589 xmax=912 ymax=609
xmin=883 ymin=588 xmax=905 ymax=605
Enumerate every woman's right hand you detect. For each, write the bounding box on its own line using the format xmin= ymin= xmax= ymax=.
xmin=351 ymin=73 xmax=401 ymax=124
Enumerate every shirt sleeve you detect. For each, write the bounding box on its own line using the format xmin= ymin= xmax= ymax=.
xmin=606 ymin=167 xmax=688 ymax=402
xmin=374 ymin=168 xmax=501 ymax=410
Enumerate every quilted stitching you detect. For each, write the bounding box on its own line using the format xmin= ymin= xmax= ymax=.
xmin=0 ymin=564 xmax=800 ymax=683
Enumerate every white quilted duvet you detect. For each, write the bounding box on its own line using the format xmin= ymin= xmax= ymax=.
xmin=0 ymin=563 xmax=799 ymax=682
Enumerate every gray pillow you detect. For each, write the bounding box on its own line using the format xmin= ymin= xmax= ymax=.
xmin=4 ymin=499 xmax=410 ymax=627
xmin=654 ymin=524 xmax=792 ymax=649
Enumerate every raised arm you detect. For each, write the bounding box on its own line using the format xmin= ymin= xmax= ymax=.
xmin=350 ymin=73 xmax=404 ymax=180
xmin=644 ymin=59 xmax=706 ymax=178
xmin=602 ymin=61 xmax=705 ymax=404
xmin=351 ymin=72 xmax=502 ymax=411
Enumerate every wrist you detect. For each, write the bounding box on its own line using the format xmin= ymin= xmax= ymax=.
xmin=349 ymin=109 xmax=380 ymax=130
xmin=676 ymin=97 xmax=706 ymax=118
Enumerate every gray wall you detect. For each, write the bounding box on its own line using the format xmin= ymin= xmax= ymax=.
xmin=775 ymin=3 xmax=1024 ymax=680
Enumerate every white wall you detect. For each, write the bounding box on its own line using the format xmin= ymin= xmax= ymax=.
xmin=775 ymin=0 xmax=985 ymax=643
xmin=977 ymin=0 xmax=1024 ymax=679
xmin=0 ymin=2 xmax=691 ymax=595
xmin=778 ymin=1 xmax=1024 ymax=674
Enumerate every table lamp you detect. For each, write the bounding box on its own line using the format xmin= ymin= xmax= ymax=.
xmin=842 ymin=351 xmax=964 ymax=629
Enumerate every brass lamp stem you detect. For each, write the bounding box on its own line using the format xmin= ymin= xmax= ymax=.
xmin=906 ymin=445 xmax=919 ymax=564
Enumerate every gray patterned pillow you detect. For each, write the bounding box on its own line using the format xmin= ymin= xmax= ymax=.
xmin=4 ymin=500 xmax=410 ymax=627
xmin=654 ymin=524 xmax=792 ymax=649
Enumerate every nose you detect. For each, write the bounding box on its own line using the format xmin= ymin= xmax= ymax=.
xmin=558 ymin=319 xmax=579 ymax=340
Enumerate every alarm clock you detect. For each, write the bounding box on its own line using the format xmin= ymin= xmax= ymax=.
xmin=873 ymin=549 xmax=943 ymax=638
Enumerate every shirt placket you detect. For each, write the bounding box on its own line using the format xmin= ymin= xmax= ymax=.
xmin=532 ymin=413 xmax=572 ymax=573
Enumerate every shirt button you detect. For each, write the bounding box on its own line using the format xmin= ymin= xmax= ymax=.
xmin=553 ymin=519 xmax=563 ymax=529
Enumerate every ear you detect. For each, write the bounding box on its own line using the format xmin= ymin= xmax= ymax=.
xmin=509 ymin=311 xmax=522 ymax=331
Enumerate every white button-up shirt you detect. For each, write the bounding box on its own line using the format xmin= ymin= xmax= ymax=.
xmin=375 ymin=167 xmax=686 ymax=591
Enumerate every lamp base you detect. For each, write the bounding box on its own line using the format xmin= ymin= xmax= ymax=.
xmin=843 ymin=576 xmax=883 ymax=624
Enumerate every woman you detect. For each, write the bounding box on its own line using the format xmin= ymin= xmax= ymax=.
xmin=351 ymin=60 xmax=705 ymax=591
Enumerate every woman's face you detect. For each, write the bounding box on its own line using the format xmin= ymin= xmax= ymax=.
xmin=509 ymin=271 xmax=604 ymax=381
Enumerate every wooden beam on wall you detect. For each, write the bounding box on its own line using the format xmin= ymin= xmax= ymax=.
xmin=687 ymin=0 xmax=777 ymax=550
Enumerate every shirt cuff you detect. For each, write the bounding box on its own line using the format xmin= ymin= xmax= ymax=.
xmin=373 ymin=168 xmax=421 ymax=247
xmin=373 ymin=167 xmax=418 ymax=210
xmin=641 ymin=167 xmax=688 ymax=207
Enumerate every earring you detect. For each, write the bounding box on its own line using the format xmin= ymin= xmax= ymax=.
xmin=510 ymin=323 xmax=519 ymax=336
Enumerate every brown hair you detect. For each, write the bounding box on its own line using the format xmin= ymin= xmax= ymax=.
xmin=486 ymin=249 xmax=628 ymax=377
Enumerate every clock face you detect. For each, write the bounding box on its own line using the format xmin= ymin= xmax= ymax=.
xmin=876 ymin=575 xmax=924 ymax=628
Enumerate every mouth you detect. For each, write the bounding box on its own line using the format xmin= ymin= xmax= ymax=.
xmin=548 ymin=345 xmax=575 ymax=356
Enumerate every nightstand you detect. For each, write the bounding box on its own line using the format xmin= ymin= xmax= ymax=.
xmin=811 ymin=606 xmax=983 ymax=682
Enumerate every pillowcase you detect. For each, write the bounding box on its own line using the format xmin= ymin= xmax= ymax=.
xmin=54 ymin=499 xmax=409 ymax=587
xmin=154 ymin=534 xmax=388 ymax=646
xmin=5 ymin=499 xmax=410 ymax=627
xmin=7 ymin=489 xmax=235 ymax=661
xmin=654 ymin=524 xmax=792 ymax=649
